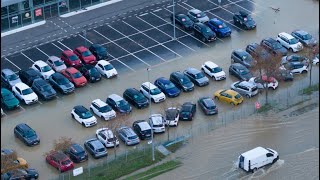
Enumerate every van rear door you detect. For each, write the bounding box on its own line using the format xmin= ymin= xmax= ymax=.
xmin=239 ymin=155 xmax=245 ymax=169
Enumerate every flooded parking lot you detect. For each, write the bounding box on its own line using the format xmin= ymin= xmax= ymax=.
xmin=1 ymin=0 xmax=319 ymax=179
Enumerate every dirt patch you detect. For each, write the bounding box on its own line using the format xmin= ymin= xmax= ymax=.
xmin=288 ymin=103 xmax=319 ymax=117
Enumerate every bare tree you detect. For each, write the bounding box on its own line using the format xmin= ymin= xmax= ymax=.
xmin=44 ymin=136 xmax=75 ymax=157
xmin=1 ymin=150 xmax=18 ymax=173
xmin=250 ymin=45 xmax=283 ymax=104
xmin=301 ymin=43 xmax=319 ymax=87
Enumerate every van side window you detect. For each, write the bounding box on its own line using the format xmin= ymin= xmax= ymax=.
xmin=266 ymin=153 xmax=273 ymax=157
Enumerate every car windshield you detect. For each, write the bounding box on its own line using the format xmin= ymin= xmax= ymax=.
xmin=164 ymin=83 xmax=176 ymax=89
xmin=82 ymin=51 xmax=92 ymax=57
xmin=41 ymin=85 xmax=52 ymax=91
xmin=289 ymin=38 xmax=299 ymax=44
xmin=88 ymin=68 xmax=99 ymax=75
xmin=72 ymin=72 xmax=82 ymax=78
xmin=290 ymin=55 xmax=300 ymax=61
xmin=116 ymin=100 xmax=127 ymax=107
xmin=128 ymin=135 xmax=138 ymax=140
xmin=218 ymin=23 xmax=227 ymax=28
xmin=96 ymin=148 xmax=105 ymax=153
xmin=235 ymin=94 xmax=241 ymax=99
xmin=204 ymin=26 xmax=212 ymax=33
xmin=133 ymin=94 xmax=145 ymax=101
xmin=8 ymin=74 xmax=19 ymax=81
xmin=150 ymin=88 xmax=161 ymax=95
xmin=69 ymin=55 xmax=79 ymax=61
xmin=81 ymin=111 xmax=92 ymax=119
xmin=104 ymin=64 xmax=114 ymax=71
xmin=195 ymin=72 xmax=205 ymax=79
xmin=302 ymin=34 xmax=312 ymax=40
xmin=74 ymin=151 xmax=85 ymax=156
xmin=54 ymin=60 xmax=64 ymax=66
xmin=57 ymin=77 xmax=69 ymax=85
xmin=21 ymin=88 xmax=33 ymax=95
xmin=100 ymin=105 xmax=112 ymax=112
xmin=25 ymin=130 xmax=36 ymax=138
xmin=180 ymin=76 xmax=191 ymax=84
xmin=239 ymin=69 xmax=249 ymax=75
xmin=61 ymin=159 xmax=71 ymax=165
xmin=96 ymin=47 xmax=106 ymax=53
xmin=212 ymin=67 xmax=222 ymax=73
xmin=3 ymin=93 xmax=16 ymax=100
xmin=196 ymin=12 xmax=206 ymax=18
xmin=243 ymin=15 xmax=252 ymax=21
xmin=41 ymin=65 xmax=52 ymax=72
xmin=273 ymin=42 xmax=283 ymax=49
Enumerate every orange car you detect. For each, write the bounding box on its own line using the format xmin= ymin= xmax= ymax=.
xmin=213 ymin=89 xmax=243 ymax=105
xmin=1 ymin=149 xmax=28 ymax=174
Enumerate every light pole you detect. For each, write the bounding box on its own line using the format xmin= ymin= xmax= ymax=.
xmin=147 ymin=68 xmax=155 ymax=161
xmin=172 ymin=0 xmax=176 ymax=40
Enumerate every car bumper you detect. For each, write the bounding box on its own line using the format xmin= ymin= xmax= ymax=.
xmin=166 ymin=120 xmax=178 ymax=126
xmin=25 ymin=99 xmax=38 ymax=105
xmin=94 ymin=153 xmax=108 ymax=159
xmin=197 ymin=81 xmax=209 ymax=87
xmin=85 ymin=121 xmax=97 ymax=127
xmin=126 ymin=140 xmax=140 ymax=146
xmin=154 ymin=97 xmax=166 ymax=103
xmin=153 ymin=127 xmax=165 ymax=133
xmin=183 ymin=86 xmax=194 ymax=92
xmin=215 ymin=76 xmax=226 ymax=81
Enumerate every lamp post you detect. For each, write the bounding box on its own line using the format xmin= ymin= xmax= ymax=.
xmin=172 ymin=0 xmax=176 ymax=40
xmin=147 ymin=68 xmax=155 ymax=161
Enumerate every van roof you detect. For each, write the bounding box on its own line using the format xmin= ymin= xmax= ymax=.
xmin=241 ymin=147 xmax=269 ymax=159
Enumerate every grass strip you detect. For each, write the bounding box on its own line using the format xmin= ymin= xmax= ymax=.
xmin=300 ymin=83 xmax=319 ymax=95
xmin=165 ymin=141 xmax=185 ymax=153
xmin=126 ymin=160 xmax=182 ymax=180
xmin=256 ymin=103 xmax=273 ymax=113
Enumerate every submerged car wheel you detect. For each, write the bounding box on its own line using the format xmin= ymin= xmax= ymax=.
xmin=230 ymin=102 xmax=235 ymax=106
xmin=201 ymin=37 xmax=206 ymax=42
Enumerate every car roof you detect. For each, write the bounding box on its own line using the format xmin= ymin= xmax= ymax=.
xmin=14 ymin=82 xmax=29 ymax=90
xmin=142 ymin=82 xmax=157 ymax=89
xmin=150 ymin=114 xmax=163 ymax=124
xmin=88 ymin=139 xmax=104 ymax=148
xmin=1 ymin=68 xmax=15 ymax=75
xmin=295 ymin=30 xmax=308 ymax=35
xmin=225 ymin=89 xmax=238 ymax=96
xmin=22 ymin=68 xmax=41 ymax=76
xmin=74 ymin=105 xmax=88 ymax=113
xmin=279 ymin=32 xmax=294 ymax=39
xmin=171 ymin=71 xmax=184 ymax=78
xmin=119 ymin=126 xmax=136 ymax=136
xmin=97 ymin=128 xmax=114 ymax=137
xmin=238 ymin=81 xmax=255 ymax=88
xmin=75 ymin=46 xmax=88 ymax=52
xmin=33 ymin=78 xmax=47 ymax=85
xmin=51 ymin=151 xmax=68 ymax=160
xmin=194 ymin=22 xmax=207 ymax=28
xmin=189 ymin=9 xmax=201 ymax=13
xmin=202 ymin=98 xmax=215 ymax=107
xmin=66 ymin=67 xmax=78 ymax=73
xmin=62 ymin=50 xmax=75 ymax=55
xmin=108 ymin=94 xmax=123 ymax=101
xmin=239 ymin=11 xmax=249 ymax=16
xmin=156 ymin=77 xmax=171 ymax=84
xmin=136 ymin=121 xmax=151 ymax=131
xmin=52 ymin=72 xmax=65 ymax=79
xmin=231 ymin=63 xmax=246 ymax=69
xmin=204 ymin=61 xmax=218 ymax=68
xmin=234 ymin=49 xmax=248 ymax=56
xmin=176 ymin=13 xmax=187 ymax=18
xmin=1 ymin=87 xmax=12 ymax=95
xmin=210 ymin=18 xmax=222 ymax=24
xmin=186 ymin=67 xmax=201 ymax=74
xmin=92 ymin=99 xmax=107 ymax=107
xmin=48 ymin=56 xmax=61 ymax=61
xmin=98 ymin=60 xmax=111 ymax=66
xmin=69 ymin=143 xmax=84 ymax=153
xmin=264 ymin=37 xmax=277 ymax=43
xmin=34 ymin=60 xmax=48 ymax=67
xmin=125 ymin=88 xmax=139 ymax=95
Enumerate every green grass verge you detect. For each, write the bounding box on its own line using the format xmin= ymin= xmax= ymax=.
xmin=71 ymin=148 xmax=165 ymax=180
xmin=300 ymin=84 xmax=319 ymax=95
xmin=165 ymin=141 xmax=185 ymax=153
xmin=126 ymin=160 xmax=182 ymax=180
xmin=256 ymin=103 xmax=273 ymax=113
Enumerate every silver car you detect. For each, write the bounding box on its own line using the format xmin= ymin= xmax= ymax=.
xmin=117 ymin=126 xmax=140 ymax=146
xmin=84 ymin=138 xmax=108 ymax=159
xmin=230 ymin=81 xmax=258 ymax=98
xmin=1 ymin=69 xmax=22 ymax=88
xmin=187 ymin=9 xmax=209 ymax=23
xmin=47 ymin=56 xmax=67 ymax=72
xmin=291 ymin=30 xmax=317 ymax=47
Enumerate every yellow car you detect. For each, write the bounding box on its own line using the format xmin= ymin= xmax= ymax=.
xmin=1 ymin=157 xmax=28 ymax=174
xmin=214 ymin=89 xmax=243 ymax=105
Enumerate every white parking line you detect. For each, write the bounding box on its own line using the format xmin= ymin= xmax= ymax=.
xmin=247 ymin=0 xmax=269 ymax=10
xmin=153 ymin=8 xmax=162 ymax=12
xmin=136 ymin=14 xmax=197 ymax=51
xmin=78 ymin=34 xmax=94 ymax=45
xmin=20 ymin=52 xmax=35 ymax=63
xmin=224 ymin=0 xmax=261 ymax=18
xmin=36 ymin=47 xmax=50 ymax=57
xmin=139 ymin=13 xmax=149 ymax=17
xmin=57 ymin=41 xmax=72 ymax=50
xmin=4 ymin=57 xmax=21 ymax=70
xmin=51 ymin=42 xmax=64 ymax=51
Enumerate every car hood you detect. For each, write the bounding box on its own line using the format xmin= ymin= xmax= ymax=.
xmin=182 ymin=81 xmax=194 ymax=89
xmin=198 ymin=16 xmax=209 ymax=22
xmin=74 ymin=76 xmax=87 ymax=84
xmin=244 ymin=20 xmax=256 ymax=27
xmin=105 ymin=69 xmax=117 ymax=76
xmin=9 ymin=79 xmax=22 ymax=87
xmin=119 ymin=104 xmax=132 ymax=112
xmin=42 ymin=71 xmax=55 ymax=79
xmin=61 ymin=83 xmax=74 ymax=89
xmin=135 ymin=98 xmax=149 ymax=104
xmin=240 ymin=72 xmax=253 ymax=81
xmin=166 ymin=87 xmax=180 ymax=95
xmin=213 ymin=71 xmax=226 ymax=77
xmin=275 ymin=47 xmax=288 ymax=56
xmin=55 ymin=65 xmax=67 ymax=72
xmin=42 ymin=89 xmax=57 ymax=96
xmin=151 ymin=92 xmax=165 ymax=99
xmin=23 ymin=93 xmax=37 ymax=101
xmin=304 ymin=38 xmax=317 ymax=46
xmin=196 ymin=76 xmax=209 ymax=83
xmin=83 ymin=55 xmax=96 ymax=62
xmin=103 ymin=109 xmax=116 ymax=117
xmin=219 ymin=27 xmax=232 ymax=33
xmin=4 ymin=98 xmax=19 ymax=106
xmin=26 ymin=135 xmax=39 ymax=143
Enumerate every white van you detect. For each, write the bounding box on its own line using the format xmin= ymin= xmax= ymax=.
xmin=238 ymin=147 xmax=279 ymax=173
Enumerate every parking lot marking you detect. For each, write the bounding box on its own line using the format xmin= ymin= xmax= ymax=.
xmin=51 ymin=42 xmax=64 ymax=51
xmin=4 ymin=57 xmax=21 ymax=70
xmin=153 ymin=8 xmax=162 ymax=12
xmin=36 ymin=47 xmax=50 ymax=58
xmin=78 ymin=34 xmax=94 ymax=45
xmin=109 ymin=58 xmax=136 ymax=72
xmin=21 ymin=52 xmax=35 ymax=63
xmin=139 ymin=13 xmax=149 ymax=17
xmin=38 ymin=101 xmax=43 ymax=105
xmin=222 ymin=0 xmax=261 ymax=18
xmin=108 ymin=25 xmax=151 ymax=67
xmin=57 ymin=41 xmax=72 ymax=50
xmin=151 ymin=11 xmax=212 ymax=47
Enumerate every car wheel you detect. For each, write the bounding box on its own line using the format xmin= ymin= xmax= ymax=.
xmin=82 ymin=122 xmax=86 ymax=127
xmin=201 ymin=36 xmax=206 ymax=42
xmin=215 ymin=96 xmax=219 ymax=100
xmin=71 ymin=113 xmax=75 ymax=119
xmin=213 ymin=76 xmax=217 ymax=81
xmin=302 ymin=70 xmax=307 ymax=74
xmin=252 ymin=167 xmax=258 ymax=173
xmin=230 ymin=102 xmax=235 ymax=106
xmin=289 ymin=48 xmax=294 ymax=52
xmin=246 ymin=94 xmax=250 ymax=98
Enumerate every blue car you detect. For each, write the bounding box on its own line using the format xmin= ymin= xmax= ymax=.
xmin=154 ymin=77 xmax=181 ymax=98
xmin=207 ymin=18 xmax=232 ymax=37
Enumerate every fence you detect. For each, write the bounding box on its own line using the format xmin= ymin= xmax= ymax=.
xmin=56 ymin=72 xmax=319 ymax=180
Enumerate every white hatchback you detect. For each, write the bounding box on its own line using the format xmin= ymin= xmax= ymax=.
xmin=31 ymin=60 xmax=55 ymax=80
xmin=248 ymin=76 xmax=279 ymax=90
xmin=276 ymin=32 xmax=303 ymax=52
xmin=96 ymin=128 xmax=119 ymax=148
xmin=12 ymin=82 xmax=38 ymax=105
xmin=90 ymin=99 xmax=116 ymax=120
xmin=140 ymin=82 xmax=166 ymax=103
xmin=95 ymin=60 xmax=118 ymax=78
xmin=149 ymin=114 xmax=165 ymax=133
xmin=201 ymin=61 xmax=226 ymax=81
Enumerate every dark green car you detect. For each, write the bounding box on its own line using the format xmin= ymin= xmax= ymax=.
xmin=1 ymin=88 xmax=20 ymax=110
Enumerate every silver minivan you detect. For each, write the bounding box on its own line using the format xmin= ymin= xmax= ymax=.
xmin=231 ymin=81 xmax=258 ymax=98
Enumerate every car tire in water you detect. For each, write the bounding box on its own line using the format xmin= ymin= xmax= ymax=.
xmin=201 ymin=37 xmax=206 ymax=42
xmin=246 ymin=94 xmax=250 ymax=98
xmin=230 ymin=102 xmax=235 ymax=106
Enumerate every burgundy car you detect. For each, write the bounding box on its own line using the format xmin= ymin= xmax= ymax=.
xmin=74 ymin=46 xmax=97 ymax=65
xmin=46 ymin=151 xmax=74 ymax=172
xmin=61 ymin=67 xmax=87 ymax=87
xmin=61 ymin=50 xmax=82 ymax=68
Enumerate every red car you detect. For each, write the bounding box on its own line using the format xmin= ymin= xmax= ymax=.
xmin=46 ymin=151 xmax=74 ymax=172
xmin=61 ymin=67 xmax=87 ymax=87
xmin=61 ymin=50 xmax=82 ymax=68
xmin=74 ymin=46 xmax=97 ymax=65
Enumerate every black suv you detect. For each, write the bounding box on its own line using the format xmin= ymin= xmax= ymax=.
xmin=65 ymin=143 xmax=88 ymax=163
xmin=18 ymin=68 xmax=42 ymax=86
xmin=132 ymin=120 xmax=152 ymax=140
xmin=1 ymin=168 xmax=39 ymax=180
xmin=229 ymin=63 xmax=253 ymax=81
xmin=78 ymin=64 xmax=102 ymax=83
xmin=193 ymin=22 xmax=217 ymax=42
xmin=260 ymin=37 xmax=287 ymax=56
xmin=245 ymin=43 xmax=271 ymax=60
xmin=184 ymin=68 xmax=209 ymax=87
xmin=32 ymin=78 xmax=57 ymax=100
xmin=179 ymin=102 xmax=196 ymax=121
xmin=233 ymin=11 xmax=256 ymax=30
xmin=231 ymin=49 xmax=255 ymax=68
xmin=14 ymin=123 xmax=40 ymax=146
xmin=169 ymin=71 xmax=194 ymax=92
xmin=123 ymin=88 xmax=149 ymax=109
xmin=170 ymin=13 xmax=194 ymax=31
xmin=89 ymin=44 xmax=108 ymax=60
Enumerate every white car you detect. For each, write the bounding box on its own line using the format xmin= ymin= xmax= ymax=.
xmin=12 ymin=82 xmax=38 ymax=105
xmin=90 ymin=99 xmax=116 ymax=120
xmin=46 ymin=56 xmax=67 ymax=72
xmin=276 ymin=32 xmax=303 ymax=52
xmin=1 ymin=108 xmax=4 ymax=116
xmin=31 ymin=60 xmax=55 ymax=80
xmin=187 ymin=9 xmax=209 ymax=23
xmin=71 ymin=105 xmax=97 ymax=127
xmin=95 ymin=60 xmax=118 ymax=78
xmin=96 ymin=128 xmax=120 ymax=148
xmin=313 ymin=54 xmax=319 ymax=65
xmin=140 ymin=82 xmax=166 ymax=103
xmin=248 ymin=76 xmax=279 ymax=90
xmin=149 ymin=114 xmax=165 ymax=133
xmin=201 ymin=61 xmax=226 ymax=81
xmin=282 ymin=62 xmax=308 ymax=74
xmin=165 ymin=107 xmax=179 ymax=126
